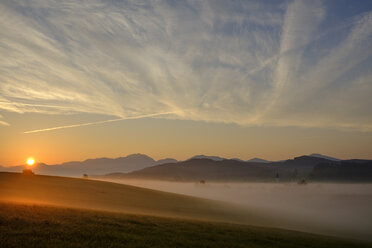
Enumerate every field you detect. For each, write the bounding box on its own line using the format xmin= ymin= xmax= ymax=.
xmin=101 ymin=178 xmax=372 ymax=241
xmin=0 ymin=172 xmax=371 ymax=247
xmin=0 ymin=172 xmax=269 ymax=224
xmin=1 ymin=203 xmax=371 ymax=248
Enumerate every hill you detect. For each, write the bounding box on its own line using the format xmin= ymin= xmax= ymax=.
xmin=311 ymin=160 xmax=372 ymax=182
xmin=189 ymin=155 xmax=271 ymax=163
xmin=188 ymin=155 xmax=225 ymax=161
xmin=309 ymin=153 xmax=341 ymax=161
xmin=0 ymin=172 xmax=267 ymax=224
xmin=0 ymin=154 xmax=178 ymax=177
xmin=2 ymin=154 xmax=371 ymax=181
xmin=104 ymin=156 xmax=333 ymax=181
xmin=103 ymin=156 xmax=372 ymax=182
xmin=1 ymin=173 xmax=371 ymax=247
xmin=247 ymin=158 xmax=271 ymax=163
xmin=1 ymin=203 xmax=370 ymax=248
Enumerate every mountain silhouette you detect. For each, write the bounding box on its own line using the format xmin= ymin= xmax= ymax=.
xmin=188 ymin=155 xmax=225 ymax=161
xmin=1 ymin=154 xmax=371 ymax=181
xmin=0 ymin=154 xmax=173 ymax=177
xmin=311 ymin=160 xmax=372 ymax=182
xmin=103 ymin=155 xmax=372 ymax=182
xmin=246 ymin=158 xmax=270 ymax=163
xmin=103 ymin=156 xmax=329 ymax=181
xmin=189 ymin=155 xmax=270 ymax=163
xmin=309 ymin=153 xmax=340 ymax=161
xmin=155 ymin=158 xmax=178 ymax=165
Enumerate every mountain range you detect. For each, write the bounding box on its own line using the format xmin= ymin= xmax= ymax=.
xmin=0 ymin=153 xmax=272 ymax=176
xmin=0 ymin=154 xmax=175 ymax=177
xmin=103 ymin=155 xmax=326 ymax=181
xmin=1 ymin=153 xmax=371 ymax=182
xmin=103 ymin=155 xmax=372 ymax=182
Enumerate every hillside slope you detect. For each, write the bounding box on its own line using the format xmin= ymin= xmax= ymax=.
xmin=0 ymin=172 xmax=269 ymax=225
xmin=1 ymin=203 xmax=370 ymax=248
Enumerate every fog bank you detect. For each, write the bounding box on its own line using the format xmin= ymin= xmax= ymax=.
xmin=102 ymin=179 xmax=372 ymax=241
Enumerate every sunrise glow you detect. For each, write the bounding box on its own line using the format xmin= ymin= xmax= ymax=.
xmin=26 ymin=158 xmax=35 ymax=166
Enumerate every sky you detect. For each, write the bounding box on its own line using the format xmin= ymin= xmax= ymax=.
xmin=0 ymin=0 xmax=372 ymax=166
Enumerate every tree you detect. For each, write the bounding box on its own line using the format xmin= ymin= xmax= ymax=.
xmin=275 ymin=172 xmax=280 ymax=182
xmin=22 ymin=168 xmax=34 ymax=176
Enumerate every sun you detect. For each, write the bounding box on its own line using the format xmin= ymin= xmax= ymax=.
xmin=27 ymin=158 xmax=35 ymax=166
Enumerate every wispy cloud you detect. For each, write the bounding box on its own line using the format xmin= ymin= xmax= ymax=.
xmin=23 ymin=111 xmax=177 ymax=134
xmin=0 ymin=0 xmax=371 ymax=131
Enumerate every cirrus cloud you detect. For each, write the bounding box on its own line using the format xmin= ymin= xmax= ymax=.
xmin=0 ymin=0 xmax=371 ymax=131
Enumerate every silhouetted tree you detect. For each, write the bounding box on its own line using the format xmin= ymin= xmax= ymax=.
xmin=22 ymin=168 xmax=34 ymax=176
xmin=275 ymin=172 xmax=280 ymax=182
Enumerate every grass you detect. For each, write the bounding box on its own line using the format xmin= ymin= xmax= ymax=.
xmin=0 ymin=172 xmax=276 ymax=225
xmin=0 ymin=203 xmax=371 ymax=248
xmin=1 ymin=172 xmax=371 ymax=247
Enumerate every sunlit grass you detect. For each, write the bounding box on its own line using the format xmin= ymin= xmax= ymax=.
xmin=0 ymin=203 xmax=370 ymax=248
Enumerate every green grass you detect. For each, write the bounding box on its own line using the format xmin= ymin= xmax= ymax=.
xmin=0 ymin=203 xmax=370 ymax=248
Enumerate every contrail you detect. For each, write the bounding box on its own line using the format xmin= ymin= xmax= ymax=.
xmin=24 ymin=112 xmax=176 ymax=134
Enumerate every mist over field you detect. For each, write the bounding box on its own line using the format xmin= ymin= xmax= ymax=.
xmin=102 ymin=179 xmax=372 ymax=241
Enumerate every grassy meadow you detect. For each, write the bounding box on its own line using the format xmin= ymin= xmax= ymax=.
xmin=1 ymin=203 xmax=371 ymax=248
xmin=0 ymin=172 xmax=267 ymax=224
xmin=1 ymin=172 xmax=371 ymax=247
